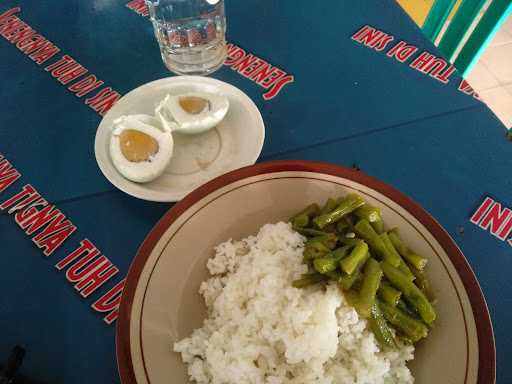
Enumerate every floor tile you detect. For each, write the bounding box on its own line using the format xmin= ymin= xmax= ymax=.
xmin=479 ymin=87 xmax=512 ymax=127
xmin=480 ymin=43 xmax=512 ymax=84
xmin=467 ymin=61 xmax=500 ymax=91
xmin=488 ymin=27 xmax=512 ymax=47
xmin=502 ymin=13 xmax=512 ymax=34
xmin=504 ymin=83 xmax=512 ymax=97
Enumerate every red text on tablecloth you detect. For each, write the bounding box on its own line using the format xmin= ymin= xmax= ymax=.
xmin=470 ymin=196 xmax=512 ymax=245
xmin=0 ymin=7 xmax=122 ymax=116
xmin=351 ymin=25 xmax=480 ymax=99
xmin=0 ymin=153 xmax=125 ymax=325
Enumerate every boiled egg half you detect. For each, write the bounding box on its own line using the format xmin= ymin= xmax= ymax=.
xmin=155 ymin=92 xmax=229 ymax=135
xmin=110 ymin=114 xmax=174 ymax=183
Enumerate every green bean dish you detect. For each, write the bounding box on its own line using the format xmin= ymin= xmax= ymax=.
xmin=290 ymin=193 xmax=436 ymax=349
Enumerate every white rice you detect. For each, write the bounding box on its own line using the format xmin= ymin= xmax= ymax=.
xmin=174 ymin=222 xmax=415 ymax=384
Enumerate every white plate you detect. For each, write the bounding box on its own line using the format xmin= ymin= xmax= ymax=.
xmin=94 ymin=76 xmax=265 ymax=202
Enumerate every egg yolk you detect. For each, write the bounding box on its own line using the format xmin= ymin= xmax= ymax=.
xmin=119 ymin=129 xmax=159 ymax=162
xmin=179 ymin=96 xmax=209 ymax=114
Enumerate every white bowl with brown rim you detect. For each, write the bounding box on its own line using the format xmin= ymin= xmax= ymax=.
xmin=116 ymin=160 xmax=495 ymax=384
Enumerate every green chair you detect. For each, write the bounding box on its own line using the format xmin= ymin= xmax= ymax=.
xmin=422 ymin=0 xmax=512 ymax=76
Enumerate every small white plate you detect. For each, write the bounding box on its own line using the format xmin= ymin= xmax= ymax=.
xmin=94 ymin=76 xmax=265 ymax=202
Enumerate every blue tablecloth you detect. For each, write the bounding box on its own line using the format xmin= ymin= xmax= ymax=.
xmin=0 ymin=0 xmax=509 ymax=383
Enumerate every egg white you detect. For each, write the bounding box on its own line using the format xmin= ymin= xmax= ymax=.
xmin=155 ymin=92 xmax=229 ymax=135
xmin=109 ymin=114 xmax=174 ymax=183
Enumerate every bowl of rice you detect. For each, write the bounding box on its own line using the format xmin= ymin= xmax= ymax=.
xmin=116 ymin=160 xmax=495 ymax=384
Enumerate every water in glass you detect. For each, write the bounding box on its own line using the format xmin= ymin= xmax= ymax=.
xmin=146 ymin=0 xmax=227 ymax=76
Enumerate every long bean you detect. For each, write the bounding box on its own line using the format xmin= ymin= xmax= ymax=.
xmin=369 ymin=302 xmax=397 ymax=350
xmin=292 ymin=273 xmax=328 ymax=288
xmin=355 ymin=205 xmax=385 ymax=234
xmin=313 ymin=258 xmax=337 ymax=274
xmin=380 ymin=233 xmax=404 ymax=268
xmin=336 ymin=220 xmax=349 ymax=233
xmin=313 ymin=194 xmax=365 ymax=229
xmin=338 ymin=248 xmax=370 ymax=290
xmin=325 ymin=270 xmax=342 ymax=281
xmin=292 ymin=213 xmax=309 ymax=228
xmin=338 ymin=269 xmax=363 ymax=290
xmin=378 ymin=281 xmax=402 ymax=306
xmin=354 ymin=219 xmax=400 ymax=267
xmin=398 ymin=259 xmax=416 ymax=281
xmin=303 ymin=240 xmax=330 ymax=260
xmin=381 ymin=262 xmax=436 ymax=324
xmin=340 ymin=242 xmax=369 ymax=275
xmin=290 ymin=203 xmax=320 ymax=228
xmin=295 ymin=227 xmax=329 ymax=238
xmin=339 ymin=237 xmax=364 ymax=247
xmin=381 ymin=232 xmax=415 ymax=280
xmin=320 ymin=198 xmax=338 ymax=215
xmin=307 ymin=233 xmax=338 ymax=250
xmin=388 ymin=229 xmax=428 ymax=271
xmin=379 ymin=300 xmax=429 ymax=342
xmin=410 ymin=265 xmax=434 ymax=300
xmin=358 ymin=258 xmax=383 ymax=318
xmin=313 ymin=246 xmax=351 ymax=274
xmin=396 ymin=299 xmax=420 ymax=319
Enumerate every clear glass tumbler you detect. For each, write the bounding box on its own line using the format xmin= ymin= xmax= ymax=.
xmin=146 ymin=0 xmax=227 ymax=76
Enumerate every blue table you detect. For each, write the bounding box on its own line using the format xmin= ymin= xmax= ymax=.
xmin=0 ymin=0 xmax=509 ymax=383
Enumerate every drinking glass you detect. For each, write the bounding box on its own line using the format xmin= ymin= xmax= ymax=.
xmin=146 ymin=0 xmax=227 ymax=76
